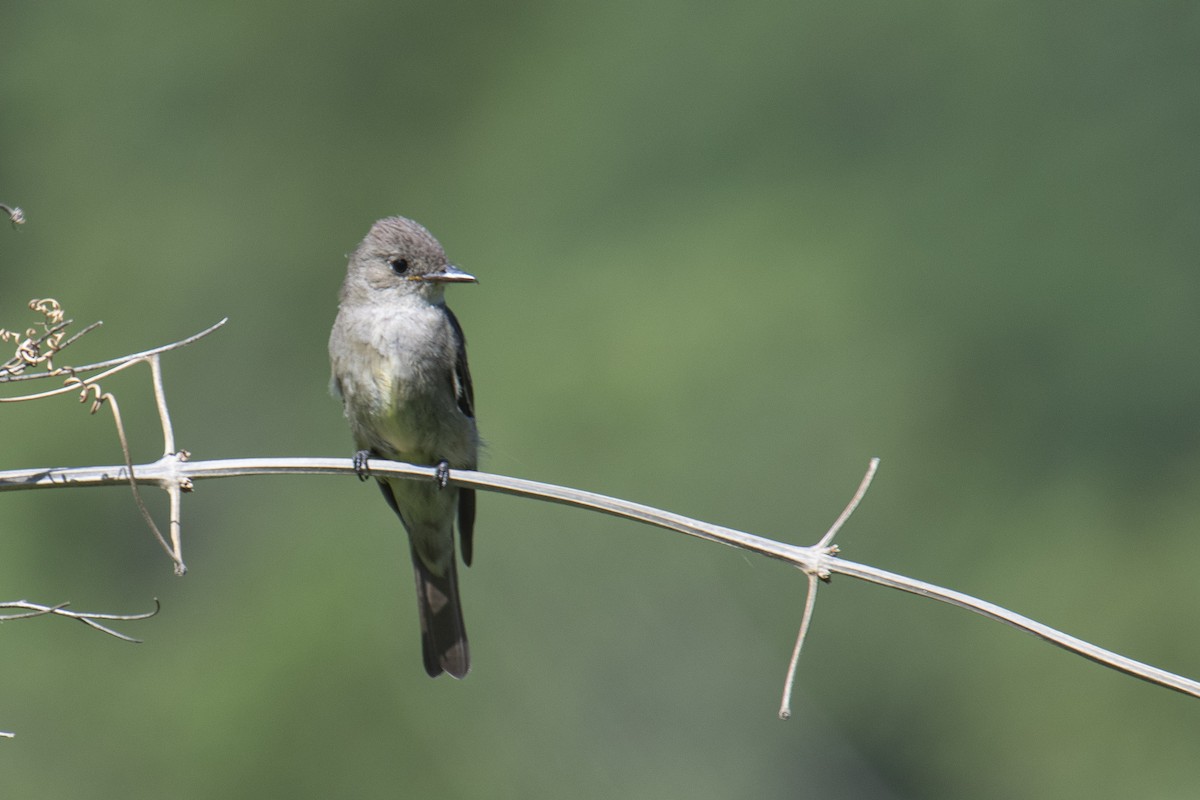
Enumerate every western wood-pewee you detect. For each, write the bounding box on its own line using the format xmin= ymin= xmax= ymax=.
xmin=329 ymin=216 xmax=478 ymax=678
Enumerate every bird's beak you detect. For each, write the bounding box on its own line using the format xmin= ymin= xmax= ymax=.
xmin=413 ymin=264 xmax=477 ymax=284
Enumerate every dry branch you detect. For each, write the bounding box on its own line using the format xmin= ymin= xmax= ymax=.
xmin=1 ymin=303 xmax=1197 ymax=725
xmin=1 ymin=454 xmax=1198 ymax=706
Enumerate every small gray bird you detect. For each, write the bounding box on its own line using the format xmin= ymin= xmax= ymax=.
xmin=329 ymin=216 xmax=478 ymax=678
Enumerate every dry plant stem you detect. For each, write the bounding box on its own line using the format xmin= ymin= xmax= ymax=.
xmin=147 ymin=354 xmax=186 ymax=573
xmin=0 ymin=321 xmax=224 ymax=574
xmin=0 ymin=318 xmax=227 ymax=385
xmin=0 ymin=300 xmax=94 ymax=377
xmin=0 ymin=319 xmax=102 ymax=378
xmin=56 ymin=320 xmax=104 ymax=353
xmin=778 ymin=457 xmax=881 ymax=719
xmin=45 ymin=365 xmax=183 ymax=571
xmin=0 ymin=596 xmax=158 ymax=738
xmin=817 ymin=457 xmax=879 ymax=551
xmin=0 ymin=203 xmax=23 ymax=226
xmin=2 ymin=456 xmax=1198 ymax=701
xmin=778 ymin=573 xmax=821 ymax=721
xmin=93 ymin=386 xmax=181 ymax=571
xmin=0 ymin=357 xmax=144 ymax=403
xmin=0 ymin=598 xmax=160 ymax=642
xmin=148 ymin=354 xmax=176 ymax=454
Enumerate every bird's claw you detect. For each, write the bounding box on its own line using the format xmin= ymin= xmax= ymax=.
xmin=435 ymin=460 xmax=450 ymax=489
xmin=353 ymin=450 xmax=372 ymax=481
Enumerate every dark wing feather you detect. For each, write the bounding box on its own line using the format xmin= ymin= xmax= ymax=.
xmin=444 ymin=307 xmax=476 ymax=567
xmin=458 ymin=489 xmax=476 ymax=567
xmin=444 ymin=307 xmax=474 ymax=419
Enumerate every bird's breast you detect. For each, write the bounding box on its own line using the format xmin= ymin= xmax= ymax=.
xmin=331 ymin=301 xmax=475 ymax=465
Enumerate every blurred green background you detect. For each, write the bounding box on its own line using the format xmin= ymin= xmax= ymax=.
xmin=2 ymin=2 xmax=1199 ymax=797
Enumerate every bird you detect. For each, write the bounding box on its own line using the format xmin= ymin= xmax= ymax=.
xmin=328 ymin=216 xmax=478 ymax=678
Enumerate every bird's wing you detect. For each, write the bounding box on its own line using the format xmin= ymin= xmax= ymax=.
xmin=444 ymin=306 xmax=476 ymax=566
xmin=444 ymin=306 xmax=474 ymax=420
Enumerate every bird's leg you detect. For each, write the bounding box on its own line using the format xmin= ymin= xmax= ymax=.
xmin=435 ymin=460 xmax=451 ymax=490
xmin=353 ymin=450 xmax=372 ymax=481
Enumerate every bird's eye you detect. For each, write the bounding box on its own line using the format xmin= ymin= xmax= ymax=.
xmin=388 ymin=257 xmax=409 ymax=274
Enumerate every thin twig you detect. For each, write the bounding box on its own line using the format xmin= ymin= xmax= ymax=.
xmin=0 ymin=318 xmax=227 ymax=384
xmin=62 ymin=380 xmax=181 ymax=570
xmin=0 ymin=204 xmax=24 ymax=227
xmin=0 ymin=352 xmax=157 ymax=403
xmin=0 ymin=299 xmax=99 ymax=377
xmin=0 ymin=598 xmax=160 ymax=643
xmin=146 ymin=354 xmax=187 ymax=570
xmin=779 ymin=458 xmax=880 ymax=718
xmin=0 ymin=321 xmax=220 ymax=572
xmin=147 ymin=354 xmax=176 ymax=456
xmin=816 ymin=456 xmax=879 ymax=551
xmin=0 ymin=455 xmax=1197 ymax=700
xmin=56 ymin=319 xmax=104 ymax=353
xmin=779 ymin=573 xmax=820 ymax=720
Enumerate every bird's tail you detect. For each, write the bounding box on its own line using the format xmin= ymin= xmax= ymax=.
xmin=410 ymin=548 xmax=470 ymax=678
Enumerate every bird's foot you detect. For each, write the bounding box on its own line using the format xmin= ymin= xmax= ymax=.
xmin=353 ymin=450 xmax=372 ymax=481
xmin=435 ymin=460 xmax=451 ymax=489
